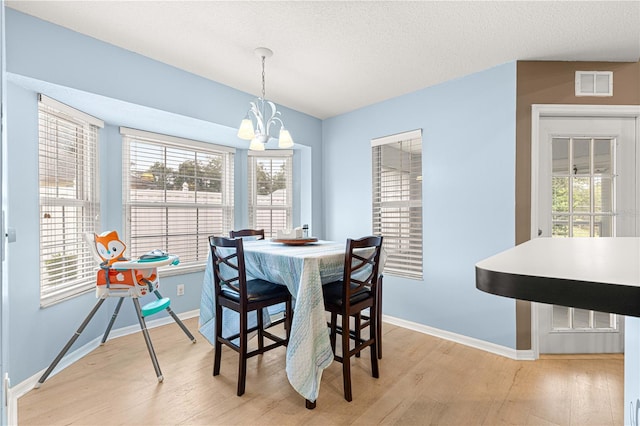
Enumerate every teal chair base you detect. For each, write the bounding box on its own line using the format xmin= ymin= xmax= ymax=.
xmin=142 ymin=297 xmax=171 ymax=317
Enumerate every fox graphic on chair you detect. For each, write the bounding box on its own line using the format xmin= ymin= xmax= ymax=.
xmin=94 ymin=230 xmax=157 ymax=297
xmin=35 ymin=230 xmax=196 ymax=388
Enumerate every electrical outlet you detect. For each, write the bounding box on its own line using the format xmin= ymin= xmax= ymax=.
xmin=177 ymin=284 xmax=185 ymax=296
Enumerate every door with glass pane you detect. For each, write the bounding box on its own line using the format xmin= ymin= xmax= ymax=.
xmin=537 ymin=116 xmax=637 ymax=354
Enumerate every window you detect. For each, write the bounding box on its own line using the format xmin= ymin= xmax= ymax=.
xmin=248 ymin=150 xmax=293 ymax=239
xmin=372 ymin=129 xmax=423 ymax=279
xmin=550 ymin=137 xmax=615 ymax=238
xmin=38 ymin=95 xmax=103 ymax=305
xmin=121 ymin=128 xmax=234 ymax=268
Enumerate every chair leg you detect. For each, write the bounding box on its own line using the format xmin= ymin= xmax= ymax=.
xmin=132 ymin=298 xmax=163 ymax=382
xmin=341 ymin=311 xmax=352 ymax=402
xmin=153 ymin=290 xmax=196 ymax=343
xmin=377 ymin=277 xmax=383 ymax=359
xmin=257 ymin=308 xmax=265 ymax=351
xmin=101 ymin=297 xmax=124 ymax=344
xmin=237 ymin=310 xmax=248 ymax=396
xmin=329 ymin=312 xmax=337 ymax=355
xmin=354 ymin=313 xmax=362 ymax=358
xmin=213 ymin=304 xmax=223 ymax=376
xmin=370 ymin=304 xmax=379 ymax=379
xmin=285 ymin=298 xmax=293 ymax=343
xmin=35 ymin=298 xmax=106 ymax=388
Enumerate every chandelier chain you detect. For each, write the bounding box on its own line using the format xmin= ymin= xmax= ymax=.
xmin=261 ymin=55 xmax=266 ymax=99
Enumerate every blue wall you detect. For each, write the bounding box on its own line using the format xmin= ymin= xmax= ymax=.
xmin=4 ymin=8 xmax=321 ymax=384
xmin=322 ymin=62 xmax=518 ymax=347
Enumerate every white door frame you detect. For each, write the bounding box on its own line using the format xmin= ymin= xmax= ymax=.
xmin=530 ymin=104 xmax=640 ymax=358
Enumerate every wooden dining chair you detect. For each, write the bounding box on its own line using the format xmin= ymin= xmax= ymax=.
xmin=354 ymin=274 xmax=383 ymax=359
xmin=229 ymin=229 xmax=265 ymax=240
xmin=208 ymin=235 xmax=292 ymax=396
xmin=322 ymin=235 xmax=383 ymax=402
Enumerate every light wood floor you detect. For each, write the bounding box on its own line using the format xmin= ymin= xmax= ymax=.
xmin=18 ymin=317 xmax=623 ymax=425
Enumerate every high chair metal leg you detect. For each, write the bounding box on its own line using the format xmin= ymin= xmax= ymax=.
xmin=132 ymin=298 xmax=164 ymax=382
xmin=35 ymin=298 xmax=106 ymax=388
xmin=152 ymin=289 xmax=196 ymax=343
xmin=101 ymin=297 xmax=125 ymax=344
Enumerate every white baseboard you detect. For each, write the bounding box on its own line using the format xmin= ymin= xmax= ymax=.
xmin=7 ymin=309 xmax=200 ymax=426
xmin=382 ymin=314 xmax=536 ymax=361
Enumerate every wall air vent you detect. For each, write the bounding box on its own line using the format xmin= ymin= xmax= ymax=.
xmin=575 ymin=71 xmax=613 ymax=97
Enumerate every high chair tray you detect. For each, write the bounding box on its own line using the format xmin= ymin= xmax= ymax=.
xmin=110 ymin=255 xmax=179 ymax=269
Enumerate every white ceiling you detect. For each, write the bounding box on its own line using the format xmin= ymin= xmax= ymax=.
xmin=6 ymin=1 xmax=640 ymax=119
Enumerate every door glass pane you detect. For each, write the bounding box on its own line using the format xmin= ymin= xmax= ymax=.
xmin=594 ymin=177 xmax=612 ymax=213
xmin=573 ymin=138 xmax=591 ymax=174
xmin=573 ymin=215 xmax=591 ymax=237
xmin=594 ymin=216 xmax=613 ymax=237
xmin=552 ymin=177 xmax=569 ymax=212
xmin=552 ymin=305 xmax=570 ymax=328
xmin=593 ymin=139 xmax=612 ymax=174
xmin=552 ymin=138 xmax=570 ymax=173
xmin=552 ymin=215 xmax=569 ymax=237
xmin=594 ymin=311 xmax=614 ymax=329
xmin=573 ymin=308 xmax=590 ymax=328
xmin=572 ymin=177 xmax=591 ymax=213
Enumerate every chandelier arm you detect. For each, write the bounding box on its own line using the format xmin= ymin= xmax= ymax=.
xmin=249 ymin=101 xmax=266 ymax=135
xmin=269 ymin=116 xmax=284 ymax=128
xmin=263 ymin=101 xmax=280 ymax=136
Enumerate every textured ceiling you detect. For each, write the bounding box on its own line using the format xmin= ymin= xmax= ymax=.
xmin=6 ymin=1 xmax=640 ymax=119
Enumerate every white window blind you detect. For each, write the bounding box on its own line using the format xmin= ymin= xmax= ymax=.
xmin=38 ymin=95 xmax=103 ymax=306
xmin=372 ymin=129 xmax=423 ymax=279
xmin=121 ymin=128 xmax=235 ymax=268
xmin=248 ymin=150 xmax=293 ymax=239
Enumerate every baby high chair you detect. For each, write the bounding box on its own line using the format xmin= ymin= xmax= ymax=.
xmin=35 ymin=231 xmax=196 ymax=388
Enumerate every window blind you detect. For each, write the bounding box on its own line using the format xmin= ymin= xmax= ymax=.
xmin=248 ymin=150 xmax=293 ymax=239
xmin=372 ymin=129 xmax=423 ymax=279
xmin=121 ymin=128 xmax=234 ymax=268
xmin=38 ymin=95 xmax=103 ymax=305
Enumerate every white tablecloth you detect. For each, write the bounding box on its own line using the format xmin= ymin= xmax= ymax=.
xmin=199 ymin=239 xmax=347 ymax=401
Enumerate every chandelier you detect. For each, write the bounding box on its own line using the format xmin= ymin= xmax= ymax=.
xmin=237 ymin=47 xmax=294 ymax=151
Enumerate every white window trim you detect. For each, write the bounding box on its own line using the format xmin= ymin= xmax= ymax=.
xmin=40 ymin=94 xmax=104 ymax=128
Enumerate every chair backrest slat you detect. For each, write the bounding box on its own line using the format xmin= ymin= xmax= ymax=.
xmin=209 ymin=236 xmax=248 ymax=302
xmin=342 ymin=235 xmax=383 ymax=300
xmin=229 ymin=229 xmax=265 ymax=240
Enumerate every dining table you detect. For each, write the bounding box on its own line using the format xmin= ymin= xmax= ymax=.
xmin=199 ymin=239 xmax=350 ymax=404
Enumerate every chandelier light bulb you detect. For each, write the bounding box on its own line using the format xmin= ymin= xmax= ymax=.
xmin=237 ymin=117 xmax=255 ymax=140
xmin=278 ymin=128 xmax=294 ymax=149
xmin=249 ymin=138 xmax=266 ymax=151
